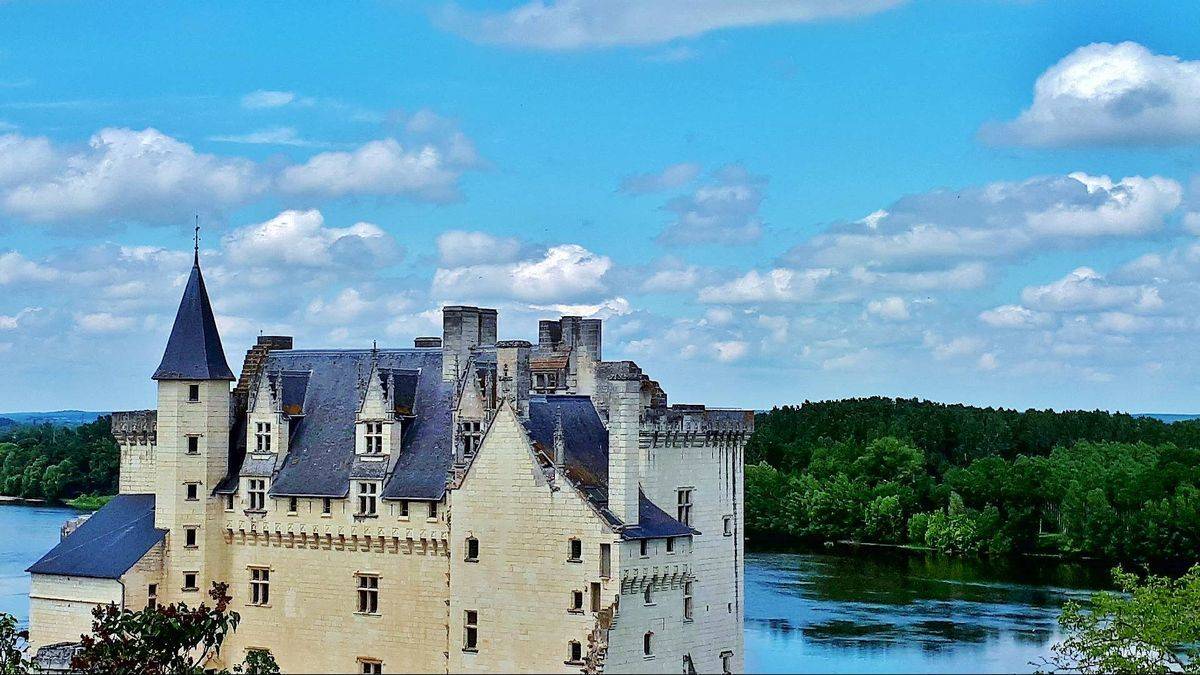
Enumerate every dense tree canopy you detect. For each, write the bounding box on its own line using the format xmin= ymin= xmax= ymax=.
xmin=746 ymin=398 xmax=1200 ymax=562
xmin=0 ymin=417 xmax=118 ymax=502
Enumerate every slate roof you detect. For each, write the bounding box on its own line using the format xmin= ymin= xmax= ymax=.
xmin=152 ymin=259 xmax=235 ymax=381
xmin=229 ymin=348 xmax=452 ymax=500
xmin=26 ymin=494 xmax=166 ymax=579
xmin=525 ymin=395 xmax=695 ymax=540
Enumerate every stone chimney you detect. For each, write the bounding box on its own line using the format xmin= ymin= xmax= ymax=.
xmin=414 ymin=336 xmax=441 ymax=348
xmin=495 ymin=340 xmax=531 ymax=418
xmin=443 ymin=306 xmax=497 ymax=381
xmin=608 ymin=375 xmax=642 ymax=527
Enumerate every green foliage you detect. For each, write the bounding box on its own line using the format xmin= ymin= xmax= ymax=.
xmin=66 ymin=494 xmax=115 ymax=511
xmin=746 ymin=399 xmax=1200 ymax=562
xmin=1044 ymin=565 xmax=1200 ymax=673
xmin=0 ymin=417 xmax=118 ymax=503
xmin=0 ymin=613 xmax=29 ymax=675
xmin=71 ymin=582 xmax=279 ymax=675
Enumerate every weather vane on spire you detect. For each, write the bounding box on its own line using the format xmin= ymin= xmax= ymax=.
xmin=193 ymin=215 xmax=201 ymax=265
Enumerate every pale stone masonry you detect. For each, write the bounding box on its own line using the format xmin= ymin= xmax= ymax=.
xmin=27 ymin=253 xmax=751 ymax=674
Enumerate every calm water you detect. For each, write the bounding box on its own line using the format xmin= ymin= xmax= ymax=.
xmin=1 ymin=505 xmax=1107 ymax=672
xmin=1 ymin=503 xmax=81 ymax=627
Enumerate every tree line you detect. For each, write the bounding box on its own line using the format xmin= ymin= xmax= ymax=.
xmin=0 ymin=417 xmax=118 ymax=502
xmin=745 ymin=398 xmax=1200 ymax=562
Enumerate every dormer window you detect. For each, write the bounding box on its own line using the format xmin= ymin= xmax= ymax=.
xmin=357 ymin=482 xmax=378 ymax=517
xmin=533 ymin=371 xmax=558 ymax=393
xmin=459 ymin=420 xmax=483 ymax=456
xmin=365 ymin=422 xmax=384 ymax=454
xmin=248 ymin=479 xmax=266 ymax=511
xmin=255 ymin=422 xmax=272 ymax=453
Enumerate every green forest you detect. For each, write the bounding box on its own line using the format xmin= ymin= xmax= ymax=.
xmin=746 ymin=398 xmax=1200 ymax=562
xmin=0 ymin=417 xmax=118 ymax=503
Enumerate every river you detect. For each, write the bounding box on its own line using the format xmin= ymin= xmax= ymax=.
xmin=1 ymin=504 xmax=1108 ymax=672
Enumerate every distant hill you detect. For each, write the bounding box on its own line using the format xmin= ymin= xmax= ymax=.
xmin=1134 ymin=413 xmax=1200 ymax=424
xmin=0 ymin=417 xmax=15 ymax=430
xmin=0 ymin=410 xmax=108 ymax=427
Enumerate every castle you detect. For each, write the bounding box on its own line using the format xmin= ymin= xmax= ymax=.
xmin=26 ymin=251 xmax=751 ymax=674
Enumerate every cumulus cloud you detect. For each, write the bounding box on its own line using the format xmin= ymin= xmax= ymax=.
xmin=657 ymin=165 xmax=766 ymax=246
xmin=277 ymin=138 xmax=470 ymax=203
xmin=984 ymin=42 xmax=1200 ymax=147
xmin=865 ymin=296 xmax=909 ymax=321
xmin=436 ymin=230 xmax=523 ymax=267
xmin=222 ymin=209 xmax=400 ymax=269
xmin=0 ymin=251 xmax=58 ymax=284
xmin=0 ymin=307 xmax=40 ymax=331
xmin=619 ymin=162 xmax=701 ymax=194
xmin=698 ymin=268 xmax=833 ymax=304
xmin=1020 ymin=267 xmax=1163 ymax=314
xmin=441 ymin=0 xmax=905 ymax=50
xmin=75 ymin=312 xmax=135 ymax=333
xmin=432 ymin=243 xmax=611 ymax=303
xmin=978 ymin=304 xmax=1052 ymax=329
xmin=713 ymin=340 xmax=749 ymax=363
xmin=1 ymin=128 xmax=267 ymax=224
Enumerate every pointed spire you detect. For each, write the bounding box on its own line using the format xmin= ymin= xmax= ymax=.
xmin=152 ymin=250 xmax=235 ymax=381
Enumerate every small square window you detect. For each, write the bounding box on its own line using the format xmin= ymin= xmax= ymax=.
xmin=323 ymin=498 xmax=332 ymax=515
xmin=185 ymin=483 xmax=200 ymax=501
xmin=183 ymin=572 xmax=198 ymax=591
xmin=187 ymin=436 xmax=199 ymax=454
xmin=184 ymin=526 xmax=198 ymax=548
xmin=359 ymin=660 xmax=382 ymax=675
xmin=147 ymin=583 xmax=158 ymax=609
xmin=569 ymin=590 xmax=584 ymax=613
xmin=567 ymin=640 xmax=583 ymax=664
xmin=187 ymin=384 xmax=200 ymax=402
xmin=465 ymin=537 xmax=479 ymax=562
xmin=568 ymin=538 xmax=582 ymax=562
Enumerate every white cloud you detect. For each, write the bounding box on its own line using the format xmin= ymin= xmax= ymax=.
xmin=241 ymin=90 xmax=310 ymax=109
xmin=436 ymin=230 xmax=523 ymax=267
xmin=0 ymin=133 xmax=57 ymax=187
xmin=978 ymin=304 xmax=1052 ymax=329
xmin=432 ymin=243 xmax=611 ymax=303
xmin=1 ymin=127 xmax=266 ymax=224
xmin=528 ymin=296 xmax=632 ymax=319
xmin=0 ymin=307 xmax=39 ymax=330
xmin=222 ymin=209 xmax=400 ymax=269
xmin=277 ymin=138 xmax=468 ymax=203
xmin=620 ymin=162 xmax=701 ymax=194
xmin=698 ymin=268 xmax=832 ymax=304
xmin=866 ymin=296 xmax=909 ymax=321
xmin=925 ymin=332 xmax=985 ymax=360
xmin=442 ymin=0 xmax=905 ymax=50
xmin=657 ymin=165 xmax=766 ymax=246
xmin=0 ymin=251 xmax=58 ymax=284
xmin=985 ymin=42 xmax=1200 ymax=147
xmin=208 ymin=127 xmax=327 ymax=148
xmin=713 ymin=340 xmax=749 ymax=363
xmin=1020 ymin=267 xmax=1163 ymax=313
xmin=75 ymin=312 xmax=135 ymax=333
xmin=977 ymin=353 xmax=999 ymax=371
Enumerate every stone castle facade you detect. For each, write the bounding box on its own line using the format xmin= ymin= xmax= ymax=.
xmin=27 ymin=252 xmax=751 ymax=674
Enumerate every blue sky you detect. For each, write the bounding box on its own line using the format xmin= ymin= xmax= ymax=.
xmin=2 ymin=0 xmax=1200 ymax=413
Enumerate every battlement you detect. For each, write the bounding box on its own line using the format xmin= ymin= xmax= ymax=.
xmin=642 ymin=405 xmax=754 ymax=433
xmin=111 ymin=410 xmax=157 ymax=445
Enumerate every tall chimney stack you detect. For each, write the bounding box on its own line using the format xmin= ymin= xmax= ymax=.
xmin=608 ymin=375 xmax=642 ymax=527
xmin=495 ymin=340 xmax=531 ymax=418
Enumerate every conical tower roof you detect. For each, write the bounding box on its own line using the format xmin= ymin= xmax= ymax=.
xmin=152 ymin=253 xmax=235 ymax=381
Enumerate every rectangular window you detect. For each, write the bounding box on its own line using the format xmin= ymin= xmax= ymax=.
xmin=356 ymin=574 xmax=379 ymax=614
xmin=721 ymin=651 xmax=733 ymax=674
xmin=684 ymin=580 xmax=694 ymax=621
xmin=458 ymin=420 xmax=483 ymax=456
xmin=569 ymin=590 xmax=584 ymax=613
xmin=599 ymin=543 xmax=611 ymax=579
xmin=147 ymin=583 xmax=158 ymax=609
xmin=184 ymin=526 xmax=198 ymax=548
xmin=399 ymin=500 xmax=409 ymax=518
xmin=188 ymin=384 xmax=200 ymax=402
xmin=567 ymin=641 xmax=582 ymax=664
xmin=533 ymin=371 xmax=558 ymax=393
xmin=358 ymin=482 xmax=378 ymax=516
xmin=288 ymin=497 xmax=298 ymax=514
xmin=322 ymin=498 xmax=332 ymax=515
xmin=463 ymin=610 xmax=478 ymax=651
xmin=568 ymin=538 xmax=582 ymax=562
xmin=250 ymin=567 xmax=270 ymax=606
xmin=187 ymin=436 xmax=199 ymax=455
xmin=185 ymin=483 xmax=199 ymax=501
xmin=255 ymin=422 xmax=272 ymax=453
xmin=248 ymin=479 xmax=266 ymax=511
xmin=183 ymin=572 xmax=198 ymax=591
xmin=364 ymin=422 xmax=384 ymax=454
xmin=359 ymin=660 xmax=382 ymax=675
xmin=427 ymin=501 xmax=437 ymax=519
xmin=465 ymin=537 xmax=479 ymax=562
xmin=643 ymin=632 xmax=653 ymax=657
xmin=666 ymin=537 xmax=675 ymax=553
xmin=590 ymin=582 xmax=601 ymax=613
xmin=639 ymin=539 xmax=648 ymax=557
xmin=677 ymin=488 xmax=693 ymax=527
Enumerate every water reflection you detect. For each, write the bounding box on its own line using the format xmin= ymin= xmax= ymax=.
xmin=745 ymin=547 xmax=1110 ymax=673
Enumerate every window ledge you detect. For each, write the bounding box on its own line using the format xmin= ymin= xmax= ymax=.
xmin=567 ymin=609 xmax=584 ymax=615
xmin=181 ymin=587 xmax=199 ymax=592
xmin=464 ymin=558 xmax=478 ymax=563
xmin=566 ymin=558 xmax=582 ymax=564
xmin=565 ymin=660 xmax=585 ymax=666
xmin=183 ymin=545 xmax=198 ymax=550
xmin=320 ymin=513 xmax=332 ymax=518
xmin=244 ymin=509 xmax=266 ymax=516
xmin=354 ymin=514 xmax=379 ymax=520
xmin=426 ymin=517 xmax=438 ymax=523
xmin=461 ymin=648 xmax=478 ymax=654
xmin=248 ymin=604 xmax=272 ymax=609
xmin=643 ymin=655 xmax=656 ymax=660
xmin=353 ymin=612 xmax=381 ymax=618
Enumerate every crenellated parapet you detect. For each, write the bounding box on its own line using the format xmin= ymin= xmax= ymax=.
xmin=640 ymin=405 xmax=753 ymax=448
xmin=111 ymin=410 xmax=157 ymax=445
